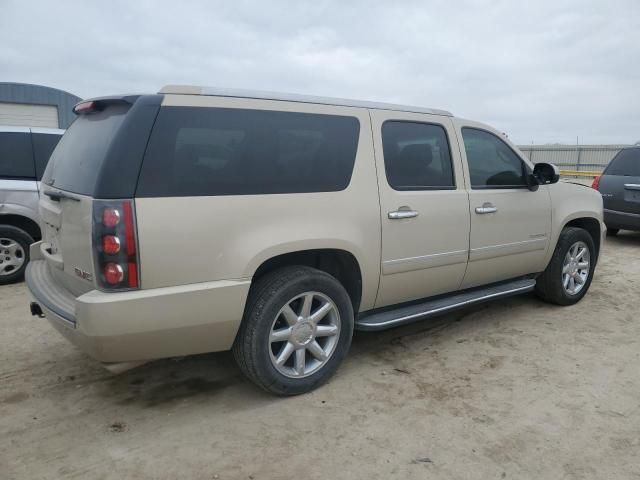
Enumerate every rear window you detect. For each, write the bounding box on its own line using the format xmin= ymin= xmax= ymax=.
xmin=605 ymin=148 xmax=640 ymax=176
xmin=0 ymin=132 xmax=34 ymax=179
xmin=32 ymin=133 xmax=62 ymax=180
xmin=136 ymin=107 xmax=360 ymax=197
xmin=42 ymin=105 xmax=129 ymax=195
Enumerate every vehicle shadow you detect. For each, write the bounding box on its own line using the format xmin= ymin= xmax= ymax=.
xmin=95 ymin=350 xmax=276 ymax=410
xmin=87 ymin=293 xmax=544 ymax=411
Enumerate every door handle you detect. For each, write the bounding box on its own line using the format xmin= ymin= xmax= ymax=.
xmin=475 ymin=203 xmax=497 ymax=214
xmin=388 ymin=208 xmax=419 ymax=219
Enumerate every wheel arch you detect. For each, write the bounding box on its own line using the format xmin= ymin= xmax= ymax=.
xmin=0 ymin=214 xmax=41 ymax=241
xmin=563 ymin=216 xmax=601 ymax=259
xmin=250 ymin=248 xmax=364 ymax=314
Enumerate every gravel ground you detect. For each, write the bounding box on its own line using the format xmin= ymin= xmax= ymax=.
xmin=1 ymin=232 xmax=639 ymax=480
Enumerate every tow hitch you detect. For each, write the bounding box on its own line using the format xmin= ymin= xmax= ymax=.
xmin=30 ymin=302 xmax=45 ymax=318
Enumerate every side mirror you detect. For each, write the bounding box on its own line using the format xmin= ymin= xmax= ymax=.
xmin=526 ymin=172 xmax=539 ymax=191
xmin=533 ymin=162 xmax=560 ymax=185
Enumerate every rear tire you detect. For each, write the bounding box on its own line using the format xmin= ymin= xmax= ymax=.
xmin=233 ymin=266 xmax=354 ymax=395
xmin=606 ymin=227 xmax=619 ymax=236
xmin=535 ymin=227 xmax=596 ymax=306
xmin=0 ymin=225 xmax=33 ymax=285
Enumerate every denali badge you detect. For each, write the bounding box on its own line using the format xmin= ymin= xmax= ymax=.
xmin=74 ymin=267 xmax=93 ymax=282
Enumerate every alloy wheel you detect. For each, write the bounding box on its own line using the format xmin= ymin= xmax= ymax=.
xmin=268 ymin=291 xmax=341 ymax=378
xmin=562 ymin=241 xmax=590 ymax=295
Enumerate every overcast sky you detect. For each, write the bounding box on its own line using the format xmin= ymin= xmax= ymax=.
xmin=1 ymin=0 xmax=639 ymax=144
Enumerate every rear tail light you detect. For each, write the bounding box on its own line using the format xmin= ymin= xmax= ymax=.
xmin=102 ymin=207 xmax=121 ymax=228
xmin=93 ymin=200 xmax=140 ymax=290
xmin=591 ymin=175 xmax=601 ymax=190
xmin=102 ymin=235 xmax=121 ymax=255
xmin=103 ymin=263 xmax=124 ymax=285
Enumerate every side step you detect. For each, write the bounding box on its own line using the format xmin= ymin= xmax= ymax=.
xmin=355 ymin=278 xmax=536 ymax=331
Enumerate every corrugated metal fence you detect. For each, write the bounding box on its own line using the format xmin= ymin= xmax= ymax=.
xmin=518 ymin=145 xmax=629 ymax=173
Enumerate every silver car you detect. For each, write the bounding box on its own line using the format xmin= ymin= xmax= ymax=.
xmin=0 ymin=126 xmax=63 ymax=283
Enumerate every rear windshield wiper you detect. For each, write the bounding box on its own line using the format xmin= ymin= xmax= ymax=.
xmin=43 ymin=189 xmax=81 ymax=202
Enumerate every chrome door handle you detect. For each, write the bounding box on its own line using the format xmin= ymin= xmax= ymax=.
xmin=624 ymin=184 xmax=640 ymax=190
xmin=475 ymin=203 xmax=497 ymax=214
xmin=388 ymin=209 xmax=419 ymax=219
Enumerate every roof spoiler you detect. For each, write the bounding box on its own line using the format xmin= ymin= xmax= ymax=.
xmin=72 ymin=95 xmax=141 ymax=115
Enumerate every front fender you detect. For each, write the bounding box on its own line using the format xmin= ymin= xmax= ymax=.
xmin=543 ymin=182 xmax=604 ymax=267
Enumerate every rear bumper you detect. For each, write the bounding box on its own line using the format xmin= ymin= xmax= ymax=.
xmin=604 ymin=208 xmax=640 ymax=231
xmin=26 ymin=259 xmax=251 ymax=363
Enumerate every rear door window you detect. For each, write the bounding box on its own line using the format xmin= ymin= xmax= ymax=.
xmin=605 ymin=148 xmax=640 ymax=176
xmin=0 ymin=132 xmax=35 ymax=179
xmin=136 ymin=107 xmax=360 ymax=197
xmin=32 ymin=133 xmax=62 ymax=180
xmin=382 ymin=121 xmax=455 ymax=190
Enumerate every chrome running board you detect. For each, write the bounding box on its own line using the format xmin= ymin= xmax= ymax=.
xmin=355 ymin=278 xmax=536 ymax=331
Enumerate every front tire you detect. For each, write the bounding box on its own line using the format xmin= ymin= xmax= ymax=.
xmin=535 ymin=227 xmax=596 ymax=306
xmin=233 ymin=266 xmax=354 ymax=395
xmin=0 ymin=225 xmax=33 ymax=285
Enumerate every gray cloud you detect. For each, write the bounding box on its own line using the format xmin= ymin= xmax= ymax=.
xmin=1 ymin=0 xmax=638 ymax=144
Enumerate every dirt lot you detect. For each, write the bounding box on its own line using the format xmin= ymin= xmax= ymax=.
xmin=1 ymin=233 xmax=639 ymax=480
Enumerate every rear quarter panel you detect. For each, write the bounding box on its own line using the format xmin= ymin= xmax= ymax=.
xmin=135 ymin=95 xmax=382 ymax=311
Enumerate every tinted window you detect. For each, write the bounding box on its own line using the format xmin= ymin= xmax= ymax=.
xmin=42 ymin=104 xmax=129 ymax=195
xmin=462 ymin=128 xmax=527 ymax=188
xmin=382 ymin=121 xmax=455 ymax=190
xmin=605 ymin=148 xmax=640 ymax=176
xmin=136 ymin=107 xmax=360 ymax=197
xmin=32 ymin=133 xmax=62 ymax=180
xmin=0 ymin=132 xmax=34 ymax=179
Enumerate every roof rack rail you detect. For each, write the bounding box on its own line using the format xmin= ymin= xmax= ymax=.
xmin=158 ymin=85 xmax=453 ymax=117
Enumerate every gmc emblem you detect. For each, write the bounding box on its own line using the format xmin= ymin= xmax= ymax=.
xmin=74 ymin=267 xmax=93 ymax=282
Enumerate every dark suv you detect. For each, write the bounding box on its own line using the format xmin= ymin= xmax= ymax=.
xmin=593 ymin=147 xmax=640 ymax=235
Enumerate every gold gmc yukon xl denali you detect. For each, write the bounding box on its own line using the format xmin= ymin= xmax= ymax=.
xmin=26 ymin=86 xmax=605 ymax=395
